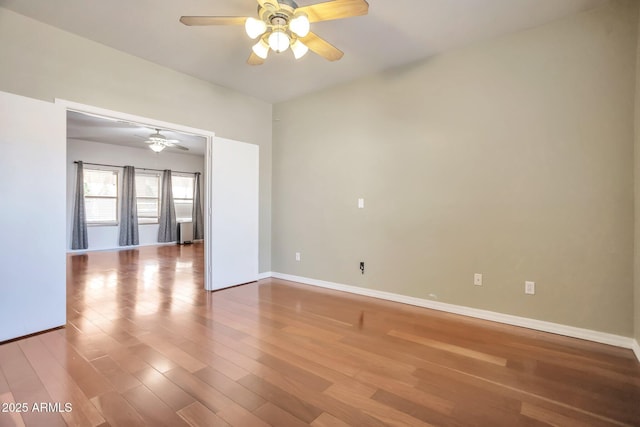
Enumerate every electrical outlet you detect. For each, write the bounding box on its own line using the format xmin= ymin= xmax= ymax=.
xmin=359 ymin=262 xmax=365 ymax=274
xmin=525 ymin=281 xmax=535 ymax=295
xmin=358 ymin=198 xmax=365 ymax=209
xmin=295 ymin=252 xmax=300 ymax=261
xmin=474 ymin=273 xmax=482 ymax=286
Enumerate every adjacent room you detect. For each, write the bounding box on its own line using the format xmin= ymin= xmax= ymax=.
xmin=66 ymin=111 xmax=207 ymax=252
xmin=1 ymin=0 xmax=639 ymax=426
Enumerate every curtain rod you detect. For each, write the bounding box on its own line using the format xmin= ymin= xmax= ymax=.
xmin=74 ymin=161 xmax=199 ymax=176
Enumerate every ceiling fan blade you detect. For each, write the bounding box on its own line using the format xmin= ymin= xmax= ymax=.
xmin=247 ymin=52 xmax=265 ymax=66
xmin=300 ymin=32 xmax=344 ymax=61
xmin=179 ymin=16 xmax=247 ymax=26
xmin=173 ymin=145 xmax=189 ymax=151
xmin=296 ymin=0 xmax=369 ymax=23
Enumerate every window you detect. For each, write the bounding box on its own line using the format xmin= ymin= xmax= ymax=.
xmin=84 ymin=169 xmax=118 ymax=224
xmin=172 ymin=175 xmax=194 ymax=222
xmin=135 ymin=173 xmax=160 ymax=224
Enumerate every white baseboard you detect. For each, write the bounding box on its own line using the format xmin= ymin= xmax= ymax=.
xmin=66 ymin=241 xmax=182 ymax=254
xmin=257 ymin=271 xmax=273 ymax=280
xmin=268 ymin=272 xmax=637 ymax=355
xmin=632 ymin=339 xmax=640 ymax=363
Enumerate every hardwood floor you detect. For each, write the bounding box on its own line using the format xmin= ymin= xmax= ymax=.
xmin=1 ymin=243 xmax=639 ymax=426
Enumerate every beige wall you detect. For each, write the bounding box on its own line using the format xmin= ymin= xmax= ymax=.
xmin=0 ymin=8 xmax=272 ymax=272
xmin=273 ymin=0 xmax=638 ymax=335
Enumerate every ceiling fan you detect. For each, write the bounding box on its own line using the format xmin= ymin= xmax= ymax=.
xmin=179 ymin=0 xmax=369 ymax=65
xmin=139 ymin=129 xmax=188 ymax=153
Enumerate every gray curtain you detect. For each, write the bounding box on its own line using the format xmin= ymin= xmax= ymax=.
xmin=192 ymin=172 xmax=204 ymax=240
xmin=158 ymin=169 xmax=177 ymax=242
xmin=118 ymin=166 xmax=139 ymax=246
xmin=71 ymin=161 xmax=88 ymax=250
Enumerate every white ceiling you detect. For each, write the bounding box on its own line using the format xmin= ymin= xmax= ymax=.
xmin=0 ymin=0 xmax=606 ymax=103
xmin=67 ymin=111 xmax=207 ymax=156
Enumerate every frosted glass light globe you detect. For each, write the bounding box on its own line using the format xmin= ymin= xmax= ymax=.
xmin=291 ymin=39 xmax=309 ymax=59
xmin=268 ymin=29 xmax=290 ymax=53
xmin=149 ymin=142 xmax=165 ymax=153
xmin=269 ymin=29 xmax=291 ymax=53
xmin=290 ymin=14 xmax=310 ymax=38
xmin=252 ymin=39 xmax=270 ymax=59
xmin=245 ymin=17 xmax=267 ymax=39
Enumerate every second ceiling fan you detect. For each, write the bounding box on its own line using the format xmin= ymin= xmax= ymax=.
xmin=180 ymin=0 xmax=369 ymax=65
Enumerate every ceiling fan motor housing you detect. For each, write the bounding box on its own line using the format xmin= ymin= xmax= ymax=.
xmin=259 ymin=0 xmax=299 ymax=13
xmin=259 ymin=0 xmax=297 ymax=25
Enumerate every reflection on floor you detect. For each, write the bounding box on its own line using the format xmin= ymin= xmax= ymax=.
xmin=0 ymin=242 xmax=638 ymax=426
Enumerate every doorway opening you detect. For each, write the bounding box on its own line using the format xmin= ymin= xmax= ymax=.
xmin=59 ymin=100 xmax=214 ymax=291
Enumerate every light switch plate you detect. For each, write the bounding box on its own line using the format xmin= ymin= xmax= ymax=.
xmin=474 ymin=273 xmax=482 ymax=286
xmin=525 ymin=281 xmax=535 ymax=295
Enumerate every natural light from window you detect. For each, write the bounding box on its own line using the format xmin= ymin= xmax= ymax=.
xmin=172 ymin=175 xmax=194 ymax=222
xmin=84 ymin=169 xmax=118 ymax=224
xmin=136 ymin=173 xmax=160 ymax=224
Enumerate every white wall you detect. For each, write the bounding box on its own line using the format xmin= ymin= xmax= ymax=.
xmin=0 ymin=91 xmax=66 ymax=341
xmin=67 ymin=138 xmax=204 ymax=251
xmin=210 ymin=138 xmax=260 ymax=290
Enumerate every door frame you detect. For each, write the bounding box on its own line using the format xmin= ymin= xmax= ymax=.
xmin=57 ymin=99 xmax=215 ymax=291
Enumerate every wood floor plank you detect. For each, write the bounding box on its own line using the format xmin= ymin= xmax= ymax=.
xmin=39 ymin=332 xmax=115 ymax=399
xmin=164 ymin=367 xmax=234 ymax=413
xmin=253 ymin=402 xmax=310 ymax=427
xmin=0 ymin=367 xmax=11 ymax=395
xmin=215 ymin=402 xmax=271 ymax=427
xmin=177 ymin=340 xmax=249 ymax=381
xmin=18 ymin=336 xmax=106 ymax=427
xmin=371 ymin=388 xmax=466 ymax=427
xmin=242 ymin=329 xmax=360 ymax=377
xmin=136 ymin=333 xmax=207 ymax=373
xmin=256 ymin=353 xmax=333 ymax=392
xmin=104 ymin=345 xmax=152 ymax=376
xmin=237 ymin=374 xmax=324 ymax=423
xmin=0 ymin=392 xmax=26 ymax=427
xmin=132 ymin=367 xmax=195 ymax=411
xmin=0 ymin=342 xmax=66 ymax=427
xmin=193 ymin=366 xmax=266 ymax=411
xmin=388 ymin=329 xmax=508 ymax=366
xmin=90 ymin=391 xmax=146 ymax=427
xmin=91 ymin=355 xmax=142 ymax=393
xmin=310 ymin=412 xmax=352 ymax=427
xmin=324 ymin=383 xmax=436 ymax=427
xmin=521 ymin=402 xmax=602 ymax=427
xmin=413 ymin=361 xmax=630 ymax=427
xmin=122 ymin=384 xmax=191 ymax=427
xmin=355 ymin=370 xmax=454 ymax=416
xmin=177 ymin=402 xmax=231 ymax=427
xmin=280 ymin=325 xmax=345 ymax=343
xmin=519 ymin=400 xmax=626 ymax=427
xmin=127 ymin=343 xmax=180 ymax=374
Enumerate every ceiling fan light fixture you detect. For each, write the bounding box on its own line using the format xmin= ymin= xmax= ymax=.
xmin=268 ymin=28 xmax=290 ymax=53
xmin=291 ymin=39 xmax=309 ymax=59
xmin=245 ymin=17 xmax=267 ymax=39
xmin=149 ymin=141 xmax=165 ymax=153
xmin=252 ymin=38 xmax=270 ymax=59
xmin=289 ymin=13 xmax=310 ymax=38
